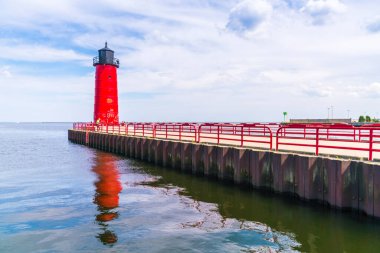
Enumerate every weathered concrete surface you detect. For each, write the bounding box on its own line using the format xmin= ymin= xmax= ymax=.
xmin=181 ymin=143 xmax=192 ymax=172
xmin=68 ymin=129 xmax=380 ymax=218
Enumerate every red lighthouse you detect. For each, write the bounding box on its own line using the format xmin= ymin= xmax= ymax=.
xmin=93 ymin=42 xmax=120 ymax=125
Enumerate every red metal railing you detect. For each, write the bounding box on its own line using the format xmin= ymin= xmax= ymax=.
xmin=73 ymin=122 xmax=380 ymax=160
xmin=197 ymin=123 xmax=273 ymax=149
xmin=132 ymin=123 xmax=155 ymax=137
xmin=276 ymin=124 xmax=380 ymax=160
xmin=155 ymin=123 xmax=197 ymax=141
xmin=73 ymin=122 xmax=97 ymax=131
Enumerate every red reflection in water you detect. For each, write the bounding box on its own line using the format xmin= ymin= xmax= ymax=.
xmin=92 ymin=153 xmax=122 ymax=246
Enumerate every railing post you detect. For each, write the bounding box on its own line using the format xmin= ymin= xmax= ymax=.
xmin=134 ymin=124 xmax=136 ymax=136
xmin=118 ymin=124 xmax=120 ymax=135
xmin=153 ymin=124 xmax=156 ymax=138
xmin=179 ymin=125 xmax=182 ymax=141
xmin=369 ymin=129 xmax=374 ymax=161
xmin=315 ymin=128 xmax=319 ymax=156
xmin=240 ymin=126 xmax=244 ymax=147
xmin=276 ymin=128 xmax=281 ymax=151
xmin=197 ymin=125 xmax=201 ymax=143
xmin=217 ymin=125 xmax=220 ymax=145
xmin=165 ymin=125 xmax=168 ymax=139
xmin=269 ymin=128 xmax=273 ymax=150
xmin=106 ymin=124 xmax=108 ymax=133
xmin=142 ymin=124 xmax=145 ymax=137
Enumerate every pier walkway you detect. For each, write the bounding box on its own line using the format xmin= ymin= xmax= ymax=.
xmin=74 ymin=122 xmax=380 ymax=161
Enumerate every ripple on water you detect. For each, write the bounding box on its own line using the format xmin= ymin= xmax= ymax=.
xmin=0 ymin=123 xmax=302 ymax=252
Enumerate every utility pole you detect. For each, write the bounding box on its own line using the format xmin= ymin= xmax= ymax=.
xmin=331 ymin=106 xmax=334 ymax=119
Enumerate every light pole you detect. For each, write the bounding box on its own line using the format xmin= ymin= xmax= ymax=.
xmin=328 ymin=107 xmax=330 ymax=120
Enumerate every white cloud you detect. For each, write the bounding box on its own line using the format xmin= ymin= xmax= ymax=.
xmin=301 ymin=84 xmax=333 ymax=97
xmin=0 ymin=72 xmax=94 ymax=122
xmin=282 ymin=0 xmax=307 ymax=10
xmin=226 ymin=0 xmax=272 ymax=36
xmin=345 ymin=82 xmax=380 ymax=99
xmin=367 ymin=16 xmax=380 ymax=33
xmin=0 ymin=41 xmax=89 ymax=63
xmin=0 ymin=66 xmax=12 ymax=78
xmin=301 ymin=0 xmax=346 ymax=25
xmin=351 ymin=82 xmax=380 ymax=98
xmin=366 ymin=82 xmax=380 ymax=97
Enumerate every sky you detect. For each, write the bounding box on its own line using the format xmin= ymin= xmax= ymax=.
xmin=1 ymin=0 xmax=380 ymax=122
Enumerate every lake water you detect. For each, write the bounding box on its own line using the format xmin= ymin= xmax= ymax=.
xmin=0 ymin=123 xmax=380 ymax=252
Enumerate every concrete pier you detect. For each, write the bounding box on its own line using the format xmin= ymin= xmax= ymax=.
xmin=68 ymin=129 xmax=380 ymax=218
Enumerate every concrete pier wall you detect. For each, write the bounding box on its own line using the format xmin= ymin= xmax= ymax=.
xmin=68 ymin=130 xmax=380 ymax=218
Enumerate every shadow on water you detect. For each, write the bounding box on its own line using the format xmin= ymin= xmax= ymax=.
xmin=92 ymin=152 xmax=122 ymax=246
xmin=133 ymin=160 xmax=380 ymax=253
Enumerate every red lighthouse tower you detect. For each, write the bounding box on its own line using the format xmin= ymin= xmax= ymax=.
xmin=93 ymin=42 xmax=120 ymax=125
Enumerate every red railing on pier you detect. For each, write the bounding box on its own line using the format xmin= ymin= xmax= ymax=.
xmin=276 ymin=124 xmax=380 ymax=161
xmin=155 ymin=123 xmax=197 ymax=141
xmin=197 ymin=123 xmax=273 ymax=149
xmin=73 ymin=122 xmax=380 ymax=161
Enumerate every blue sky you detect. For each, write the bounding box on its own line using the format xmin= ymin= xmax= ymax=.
xmin=1 ymin=0 xmax=380 ymax=122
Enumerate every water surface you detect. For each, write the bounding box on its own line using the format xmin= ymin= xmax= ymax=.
xmin=0 ymin=123 xmax=379 ymax=252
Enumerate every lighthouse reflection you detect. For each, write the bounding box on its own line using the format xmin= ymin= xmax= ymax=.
xmin=92 ymin=152 xmax=122 ymax=246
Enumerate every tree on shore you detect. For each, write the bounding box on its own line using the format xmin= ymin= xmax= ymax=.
xmin=283 ymin=112 xmax=287 ymax=122
xmin=359 ymin=115 xmax=365 ymax=122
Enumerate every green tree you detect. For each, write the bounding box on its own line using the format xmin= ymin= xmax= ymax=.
xmin=359 ymin=115 xmax=365 ymax=122
xmin=366 ymin=115 xmax=371 ymax=122
xmin=283 ymin=112 xmax=288 ymax=122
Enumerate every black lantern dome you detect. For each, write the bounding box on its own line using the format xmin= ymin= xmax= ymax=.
xmin=93 ymin=42 xmax=119 ymax=68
